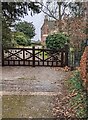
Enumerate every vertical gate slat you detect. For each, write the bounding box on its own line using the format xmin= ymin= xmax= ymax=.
xmin=23 ymin=48 xmax=25 ymax=65
xmin=8 ymin=60 xmax=10 ymax=66
xmin=56 ymin=61 xmax=58 ymax=66
xmin=47 ymin=61 xmax=49 ymax=66
xmin=38 ymin=61 xmax=39 ymax=66
xmin=65 ymin=45 xmax=69 ymax=66
xmin=43 ymin=50 xmax=44 ymax=66
xmin=52 ymin=61 xmax=53 ymax=66
xmin=65 ymin=52 xmax=68 ymax=66
xmin=28 ymin=61 xmax=30 ymax=66
xmin=61 ymin=51 xmax=64 ymax=67
xmin=18 ymin=61 xmax=20 ymax=66
xmin=13 ymin=60 xmax=15 ymax=65
xmin=33 ymin=46 xmax=35 ymax=67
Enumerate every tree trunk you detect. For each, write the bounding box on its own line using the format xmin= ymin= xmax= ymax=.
xmin=57 ymin=2 xmax=62 ymax=32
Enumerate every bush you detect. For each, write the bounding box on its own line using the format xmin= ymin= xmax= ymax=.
xmin=14 ymin=32 xmax=31 ymax=46
xmin=46 ymin=33 xmax=69 ymax=50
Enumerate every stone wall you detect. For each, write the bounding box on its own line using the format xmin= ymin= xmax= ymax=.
xmin=80 ymin=46 xmax=88 ymax=89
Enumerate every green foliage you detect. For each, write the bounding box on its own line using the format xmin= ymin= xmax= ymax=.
xmin=66 ymin=70 xmax=87 ymax=118
xmin=2 ymin=2 xmax=40 ymax=48
xmin=15 ymin=21 xmax=35 ymax=39
xmin=46 ymin=33 xmax=69 ymax=50
xmin=14 ymin=21 xmax=35 ymax=46
xmin=2 ymin=2 xmax=40 ymax=22
xmin=68 ymin=71 xmax=83 ymax=91
xmin=2 ymin=19 xmax=16 ymax=48
xmin=14 ymin=32 xmax=31 ymax=46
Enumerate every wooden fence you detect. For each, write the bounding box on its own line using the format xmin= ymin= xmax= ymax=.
xmin=2 ymin=46 xmax=69 ymax=67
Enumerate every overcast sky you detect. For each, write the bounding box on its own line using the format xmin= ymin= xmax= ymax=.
xmin=22 ymin=11 xmax=45 ymax=41
xmin=21 ymin=0 xmax=47 ymax=41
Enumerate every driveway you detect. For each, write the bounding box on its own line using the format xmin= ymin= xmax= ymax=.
xmin=2 ymin=66 xmax=69 ymax=93
xmin=1 ymin=66 xmax=70 ymax=118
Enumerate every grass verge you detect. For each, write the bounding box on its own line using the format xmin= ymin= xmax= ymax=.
xmin=65 ymin=70 xmax=88 ymax=118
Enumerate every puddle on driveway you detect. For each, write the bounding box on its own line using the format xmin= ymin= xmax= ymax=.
xmin=2 ymin=95 xmax=54 ymax=118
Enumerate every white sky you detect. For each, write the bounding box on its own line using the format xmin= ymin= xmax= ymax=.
xmin=21 ymin=0 xmax=47 ymax=41
xmin=22 ymin=11 xmax=45 ymax=41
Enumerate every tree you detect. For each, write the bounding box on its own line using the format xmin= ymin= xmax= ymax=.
xmin=36 ymin=1 xmax=69 ymax=32
xmin=2 ymin=18 xmax=14 ymax=48
xmin=2 ymin=2 xmax=40 ymax=48
xmin=15 ymin=21 xmax=35 ymax=39
xmin=38 ymin=1 xmax=85 ymax=19
xmin=46 ymin=33 xmax=69 ymax=50
xmin=71 ymin=18 xmax=86 ymax=49
xmin=2 ymin=2 xmax=40 ymax=22
xmin=38 ymin=1 xmax=87 ymax=50
xmin=14 ymin=32 xmax=29 ymax=46
xmin=65 ymin=2 xmax=87 ymax=51
xmin=36 ymin=1 xmax=85 ymax=32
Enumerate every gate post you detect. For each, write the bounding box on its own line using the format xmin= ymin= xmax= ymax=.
xmin=33 ymin=46 xmax=35 ymax=67
xmin=65 ymin=44 xmax=69 ymax=66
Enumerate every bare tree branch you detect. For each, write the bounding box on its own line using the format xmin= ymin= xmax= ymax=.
xmin=35 ymin=1 xmax=58 ymax=20
xmin=61 ymin=3 xmax=69 ymax=18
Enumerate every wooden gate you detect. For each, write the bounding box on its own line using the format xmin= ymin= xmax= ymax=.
xmin=2 ymin=46 xmax=68 ymax=67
